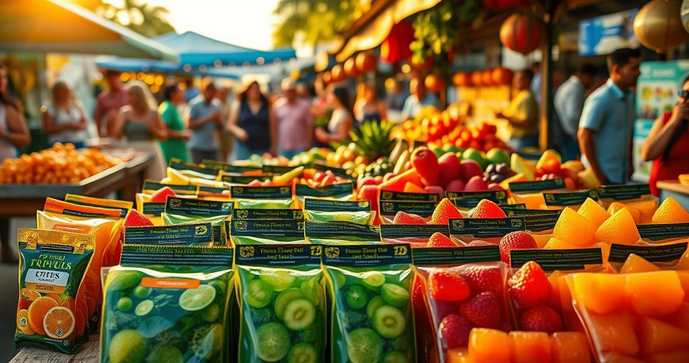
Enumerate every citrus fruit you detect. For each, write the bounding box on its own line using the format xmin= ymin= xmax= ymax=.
xmin=260 ymin=270 xmax=296 ymax=292
xmin=577 ymin=198 xmax=609 ymax=227
xmin=287 ymin=342 xmax=318 ymax=363
xmin=362 ymin=271 xmax=386 ymax=289
xmin=257 ymin=322 xmax=290 ymax=362
xmin=16 ymin=309 xmax=34 ymax=335
xmin=381 ymin=284 xmax=410 ymax=308
xmin=133 ymin=286 xmax=152 ymax=299
xmin=20 ymin=288 xmax=40 ymax=301
xmin=116 ymin=297 xmax=133 ymax=312
xmin=382 ymin=351 xmax=409 ymax=363
xmin=246 ymin=279 xmax=274 ymax=308
xmin=345 ymin=285 xmax=369 ymax=310
xmin=595 ymin=208 xmax=640 ymax=245
xmin=106 ymin=270 xmax=143 ymax=291
xmin=283 ymin=298 xmax=316 ymax=331
xmin=553 ymin=207 xmax=597 ymax=246
xmin=275 ymin=288 xmax=305 ymax=320
xmin=45 ymin=293 xmax=63 ymax=304
xmin=367 ymin=296 xmax=386 ymax=320
xmin=179 ymin=284 xmax=216 ymax=312
xmin=28 ymin=296 xmax=58 ymax=335
xmin=43 ymin=306 xmax=75 ymax=339
xmin=108 ymin=330 xmax=147 ymax=363
xmin=652 ymin=197 xmax=689 ymax=224
xmin=135 ymin=299 xmax=154 ymax=316
xmin=201 ymin=303 xmax=220 ymax=322
xmin=147 ymin=344 xmax=183 ymax=363
xmin=60 ymin=296 xmax=76 ymax=312
xmin=372 ymin=305 xmax=406 ymax=338
xmin=191 ymin=323 xmax=224 ymax=359
xmin=347 ymin=328 xmax=384 ymax=363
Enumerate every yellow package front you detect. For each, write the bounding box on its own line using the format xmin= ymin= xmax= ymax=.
xmin=596 ymin=184 xmax=658 ymax=224
xmin=508 ymin=178 xmax=567 ymax=209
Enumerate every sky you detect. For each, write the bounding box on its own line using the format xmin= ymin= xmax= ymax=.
xmin=105 ymin=0 xmax=280 ymax=50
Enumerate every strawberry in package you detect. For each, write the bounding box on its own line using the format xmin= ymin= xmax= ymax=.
xmin=447 ymin=190 xmax=508 ymax=217
xmin=378 ymin=200 xmax=438 ymax=225
xmin=380 ymin=224 xmax=450 ymax=248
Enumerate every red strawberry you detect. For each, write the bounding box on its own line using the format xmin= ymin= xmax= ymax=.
xmin=430 ymin=198 xmax=463 ymax=225
xmin=124 ymin=209 xmax=154 ymax=227
xmin=435 ymin=300 xmax=459 ymax=321
xmin=149 ymin=186 xmax=176 ymax=203
xmin=459 ymin=291 xmax=501 ymax=328
xmin=472 ymin=199 xmax=507 ymax=219
xmin=467 ymin=240 xmax=493 ymax=247
xmin=358 ymin=185 xmax=379 ymax=211
xmin=439 ymin=314 xmax=473 ymax=349
xmin=426 ymin=232 xmax=458 ymax=248
xmin=464 ymin=176 xmax=488 ymax=192
xmin=461 ymin=266 xmax=503 ymax=297
xmin=438 ymin=153 xmax=462 ymax=188
xmin=429 ymin=269 xmax=471 ymax=301
xmin=446 ymin=179 xmax=465 ymax=192
xmin=519 ymin=305 xmax=564 ymax=333
xmin=411 ymin=147 xmax=440 ymax=186
xmin=508 ymin=261 xmax=552 ymax=309
xmin=499 ymin=231 xmax=537 ymax=263
xmin=393 ymin=211 xmax=426 ymax=225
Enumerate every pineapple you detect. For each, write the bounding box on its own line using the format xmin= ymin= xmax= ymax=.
xmin=348 ymin=120 xmax=395 ymax=161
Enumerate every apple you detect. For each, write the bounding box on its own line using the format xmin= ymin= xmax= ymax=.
xmin=437 ymin=153 xmax=462 ymax=188
xmin=459 ymin=160 xmax=483 ymax=183
xmin=446 ymin=179 xmax=466 ymax=192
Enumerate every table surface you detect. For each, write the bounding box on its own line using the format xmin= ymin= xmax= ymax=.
xmin=657 ymin=180 xmax=689 ymax=195
xmin=11 ymin=335 xmax=99 ymax=362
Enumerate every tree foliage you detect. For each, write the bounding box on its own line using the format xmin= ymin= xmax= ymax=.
xmin=75 ymin=0 xmax=175 ymax=38
xmin=272 ymin=0 xmax=362 ymax=47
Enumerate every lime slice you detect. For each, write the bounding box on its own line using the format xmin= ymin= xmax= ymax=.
xmin=179 ymin=284 xmax=217 ymax=312
xmin=260 ymin=270 xmax=296 ymax=292
xmin=135 ymin=299 xmax=154 ymax=316
xmin=362 ymin=271 xmax=385 ymax=289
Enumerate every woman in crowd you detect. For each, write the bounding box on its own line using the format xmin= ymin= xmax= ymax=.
xmin=227 ymin=81 xmax=271 ymax=160
xmin=43 ymin=81 xmax=88 ymax=149
xmin=642 ymin=75 xmax=689 ymax=196
xmin=355 ymin=82 xmax=387 ymax=123
xmin=0 ymin=62 xmax=30 ymax=160
xmin=158 ymin=82 xmax=190 ymax=163
xmin=110 ymin=81 xmax=168 ymax=180
xmin=315 ymin=85 xmax=354 ymax=143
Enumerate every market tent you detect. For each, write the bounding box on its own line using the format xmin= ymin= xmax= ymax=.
xmin=94 ymin=56 xmax=241 ymax=79
xmin=0 ymin=0 xmax=177 ymax=62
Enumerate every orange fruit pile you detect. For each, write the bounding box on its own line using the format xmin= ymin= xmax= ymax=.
xmin=652 ymin=197 xmax=689 ymax=224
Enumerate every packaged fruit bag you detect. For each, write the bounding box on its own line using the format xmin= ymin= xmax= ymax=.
xmin=322 ymin=244 xmax=415 ymax=363
xmin=295 ymin=181 xmax=354 ymax=205
xmin=305 ymin=220 xmax=381 ymax=245
xmin=566 ymin=269 xmax=689 ymax=363
xmin=380 ymin=224 xmax=449 ymax=248
xmin=169 ymin=158 xmax=219 ymax=176
xmin=304 ymin=197 xmax=374 ymax=225
xmin=100 ymin=244 xmax=234 ymax=363
xmin=65 ymin=194 xmax=133 ymax=218
xmin=219 ymin=173 xmax=271 ymax=185
xmin=233 ymin=208 xmax=304 ymax=221
xmin=230 ymin=219 xmax=305 ymax=245
xmin=139 ymin=201 xmax=165 ymax=226
xmin=15 ymin=229 xmax=95 ymax=353
xmin=203 ymin=159 xmax=261 ymax=173
xmin=412 ymin=246 xmax=509 ymax=362
xmin=235 ymin=244 xmax=326 ymax=362
xmin=596 ymin=184 xmax=657 ymax=224
xmin=508 ymin=178 xmax=567 ymax=209
xmin=447 ymin=190 xmax=508 ymax=216
xmin=142 ymin=180 xmax=197 ymax=196
xmin=541 ymin=189 xmax=599 ymax=211
xmin=231 ymin=185 xmax=296 ymax=209
xmin=638 ymin=223 xmax=689 ymax=244
xmin=124 ymin=223 xmax=214 ymax=247
xmin=379 ymin=189 xmax=441 ymax=203
xmin=378 ymin=200 xmax=438 ymax=224
xmin=449 ymin=218 xmax=526 ymax=245
xmin=606 ymin=242 xmax=688 ymax=272
xmin=162 ymin=197 xmax=232 ymax=246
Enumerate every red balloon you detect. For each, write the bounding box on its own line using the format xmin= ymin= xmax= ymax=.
xmin=471 ymin=71 xmax=483 ymax=87
xmin=481 ymin=70 xmax=494 ymax=86
xmin=355 ymin=51 xmax=377 ymax=73
xmin=330 ymin=65 xmax=346 ymax=82
xmin=344 ymin=58 xmax=359 ymax=77
xmin=500 ymin=13 xmax=543 ymax=54
xmin=425 ymin=74 xmax=445 ymax=92
xmin=492 ymin=67 xmax=514 ymax=85
xmin=452 ymin=72 xmax=472 ymax=87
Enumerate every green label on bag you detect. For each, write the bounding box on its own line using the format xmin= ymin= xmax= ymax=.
xmin=120 ymin=245 xmax=233 ymax=266
xmin=449 ymin=218 xmax=526 ymax=237
xmin=522 ymin=212 xmax=561 ymax=232
xmin=501 ymin=204 xmax=527 ymax=211
xmin=509 ymin=178 xmax=566 ymax=193
xmin=608 ymin=242 xmax=688 ymax=263
xmin=231 ymin=185 xmax=292 ymax=199
xmin=233 ymin=208 xmax=304 ymax=220
xmin=447 ymin=191 xmax=508 ymax=207
xmin=413 ymin=246 xmax=501 ymax=265
xmin=59 ymin=208 xmax=115 ymax=218
xmin=235 ymin=244 xmax=320 ymax=266
xmin=197 ymin=186 xmax=228 ymax=195
xmin=304 ymin=198 xmax=370 ymax=212
xmin=305 ymin=220 xmax=380 ymax=239
xmin=322 ymin=244 xmax=411 ymax=267
xmin=638 ymin=223 xmax=689 ymax=241
xmin=231 ymin=219 xmax=305 ymax=238
xmin=596 ymin=184 xmax=651 ymax=200
xmin=142 ymin=202 xmax=165 ymax=216
xmin=125 ymin=223 xmax=213 ymax=245
xmin=220 ymin=174 xmax=270 ymax=184
xmin=295 ymin=182 xmax=354 ymax=198
xmin=165 ymin=197 xmax=232 ymax=216
xmin=312 ymin=164 xmax=355 ymax=179
xmin=143 ymin=180 xmax=197 ymax=193
xmin=544 ymin=189 xmax=598 ymax=206
xmin=262 ymin=165 xmax=301 ymax=174
xmin=380 ymin=224 xmax=449 ymax=238
xmin=380 ymin=190 xmax=440 ymax=202
xmin=510 ymin=248 xmax=603 ymax=271
xmin=379 ymin=200 xmax=437 ymax=217
xmin=202 ymin=159 xmax=262 ymax=172
xmin=169 ymin=159 xmax=217 ymax=175
xmin=64 ymin=200 xmax=129 ymax=218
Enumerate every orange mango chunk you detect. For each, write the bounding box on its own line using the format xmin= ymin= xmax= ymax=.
xmin=446 ymin=348 xmax=471 ymax=363
xmin=601 ymin=353 xmax=645 ymax=363
xmin=627 ymin=198 xmax=658 ymax=224
xmin=595 ymin=209 xmax=640 ymax=245
xmin=644 ymin=351 xmax=689 ymax=363
xmin=587 ymin=311 xmax=639 ymax=357
xmin=554 ymin=208 xmax=597 ymax=246
xmin=578 ymin=198 xmax=610 ymax=228
xmin=666 ymin=302 xmax=689 ymax=330
xmin=550 ymin=332 xmax=591 ymax=363
xmin=679 ymin=272 xmax=689 ymax=301
xmin=652 ymin=197 xmax=689 ymax=224
xmin=569 ymin=273 xmax=627 ymax=314
xmin=608 ymin=202 xmax=641 ymax=224
xmin=403 ymin=182 xmax=427 ymax=194
xmin=533 ymin=234 xmax=551 ymax=249
xmin=619 ymin=254 xmax=661 ymax=274
xmin=544 ymin=237 xmax=580 ymax=250
xmin=509 ymin=331 xmax=551 ymax=363
xmin=626 ymin=271 xmax=685 ymax=317
xmin=468 ymin=328 xmax=511 ymax=363
xmin=637 ymin=316 xmax=689 ymax=354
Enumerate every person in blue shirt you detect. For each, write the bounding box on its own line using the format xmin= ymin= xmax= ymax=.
xmin=578 ymin=48 xmax=641 ymax=185
xmin=530 ymin=62 xmax=542 ymax=106
xmin=554 ymin=64 xmax=597 ymax=161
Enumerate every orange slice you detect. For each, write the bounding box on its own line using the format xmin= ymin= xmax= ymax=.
xmin=43 ymin=306 xmax=75 ymax=339
xmin=16 ymin=309 xmax=34 ymax=335
xmin=28 ymin=296 xmax=58 ymax=335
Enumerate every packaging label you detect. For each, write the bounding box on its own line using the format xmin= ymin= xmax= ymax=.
xmin=143 ymin=180 xmax=196 ymax=194
xmin=304 ymin=198 xmax=370 ymax=212
xmin=197 ymin=186 xmax=228 ymax=195
xmin=63 ymin=201 xmax=128 ymax=218
xmin=231 ymin=219 xmax=305 ymax=238
xmin=522 ymin=212 xmax=561 ymax=232
xmin=220 ymin=174 xmax=270 ymax=184
xmin=380 ymin=224 xmax=449 ymax=238
xmin=295 ymin=182 xmax=354 ymax=198
xmin=169 ymin=159 xmax=217 ymax=175
xmin=501 ymin=204 xmax=527 ymax=211
xmin=510 ymin=248 xmax=603 ymax=271
xmin=447 ymin=190 xmax=508 ymax=207
xmin=380 ymin=190 xmax=440 ymax=202
xmin=544 ymin=189 xmax=599 ymax=206
xmin=25 ymin=268 xmax=69 ymax=290
xmin=449 ymin=218 xmax=526 ymax=238
xmin=305 ymin=220 xmax=380 ymax=239
xmin=412 ymin=246 xmax=501 ymax=265
xmin=120 ymin=245 xmax=233 ymax=266
xmin=236 ymin=244 xmax=320 ymax=266
xmin=504 ymin=208 xmax=561 ymax=217
xmin=233 ymin=209 xmax=304 ymax=220
xmin=322 ymin=244 xmax=411 ymax=267
xmin=637 ymin=223 xmax=689 ymax=241
xmin=596 ymin=184 xmax=651 ymax=200
xmin=165 ymin=197 xmax=232 ymax=217
xmin=509 ymin=178 xmax=565 ymax=193
xmin=140 ymin=277 xmax=200 ymax=289
xmin=143 ymin=202 xmax=165 ymax=216
xmin=125 ymin=223 xmax=213 ymax=246
xmin=379 ymin=200 xmax=438 ymax=217
xmin=608 ymin=242 xmax=688 ymax=263
xmin=231 ymin=185 xmax=292 ymax=199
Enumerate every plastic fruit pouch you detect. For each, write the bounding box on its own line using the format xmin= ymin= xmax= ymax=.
xmin=100 ymin=244 xmax=234 ymax=363
xmin=230 ymin=219 xmax=305 ymax=245
xmin=196 ymin=185 xmax=231 ymax=201
xmin=379 ymin=200 xmax=438 ymax=224
xmin=508 ymin=178 xmax=567 ymax=209
xmin=304 ymin=197 xmax=373 ymax=225
xmin=596 ymin=184 xmax=657 ymax=223
xmin=233 ymin=208 xmax=304 ymax=221
xmin=380 ymin=224 xmax=449 ymax=248
xmin=541 ymin=189 xmax=599 ymax=211
xmin=379 ymin=189 xmax=441 ymax=203
xmin=519 ymin=211 xmax=561 ymax=248
xmin=509 ymin=249 xmax=604 ymax=333
xmin=162 ymin=197 xmax=232 ymax=246
xmin=305 ymin=220 xmax=381 ymax=245
xmin=218 ymin=172 xmax=271 ymax=185
xmin=566 ymin=268 xmax=689 ymax=363
xmin=638 ymin=222 xmax=689 ymax=244
xmin=65 ymin=194 xmax=132 ymax=218
xmin=412 ymin=246 xmax=508 ymax=362
xmin=202 ymin=159 xmax=262 ymax=174
xmin=295 ymin=181 xmax=354 ymax=206
xmin=142 ymin=180 xmax=197 ymax=196
xmin=607 ymin=242 xmax=688 ymax=272
xmin=449 ymin=190 xmax=508 ymax=216
xmin=139 ymin=201 xmax=165 ymax=226
xmin=322 ymin=243 xmax=415 ymax=362
xmin=15 ymin=229 xmax=95 ymax=353
xmin=231 ymin=185 xmax=296 ymax=209
xmin=449 ymin=217 xmax=526 ymax=245
xmin=124 ymin=223 xmax=214 ymax=247
xmin=235 ymin=244 xmax=326 ymax=362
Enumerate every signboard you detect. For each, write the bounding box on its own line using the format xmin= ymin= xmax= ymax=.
xmin=579 ymin=9 xmax=639 ymax=56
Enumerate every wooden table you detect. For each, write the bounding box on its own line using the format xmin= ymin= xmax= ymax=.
xmin=657 ymin=180 xmax=689 ymax=210
xmin=11 ymin=336 xmax=99 ymax=362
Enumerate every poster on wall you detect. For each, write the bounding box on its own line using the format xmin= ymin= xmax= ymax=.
xmin=578 ymin=9 xmax=639 ymax=56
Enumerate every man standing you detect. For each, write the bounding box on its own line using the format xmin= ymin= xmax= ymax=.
xmin=271 ymin=79 xmax=314 ymax=159
xmin=554 ymin=64 xmax=597 ymax=161
xmin=216 ymin=87 xmax=234 ymax=162
xmin=187 ymin=82 xmax=223 ymax=163
xmin=401 ymin=77 xmax=439 ymax=120
xmin=94 ymin=70 xmax=127 ymax=137
xmin=578 ymin=48 xmax=641 ymax=184
xmin=497 ymin=70 xmax=539 ymax=150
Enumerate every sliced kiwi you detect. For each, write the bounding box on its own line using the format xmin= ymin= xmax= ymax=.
xmin=283 ymin=298 xmax=316 ymax=331
xmin=260 ymin=270 xmax=296 ymax=292
xmin=246 ymin=279 xmax=274 ymax=308
xmin=366 ymin=296 xmax=385 ymax=320
xmin=345 ymin=284 xmax=369 ymax=310
xmin=346 ymin=328 xmax=384 ymax=363
xmin=257 ymin=322 xmax=290 ymax=362
xmin=287 ymin=342 xmax=318 ymax=363
xmin=362 ymin=271 xmax=386 ymax=289
xmin=275 ymin=288 xmax=305 ymax=320
xmin=380 ymin=283 xmax=409 ymax=308
xmin=372 ymin=305 xmax=406 ymax=338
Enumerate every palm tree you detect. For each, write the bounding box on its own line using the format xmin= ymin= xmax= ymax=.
xmin=272 ymin=0 xmax=362 ymax=47
xmin=74 ymin=0 xmax=175 ymax=37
